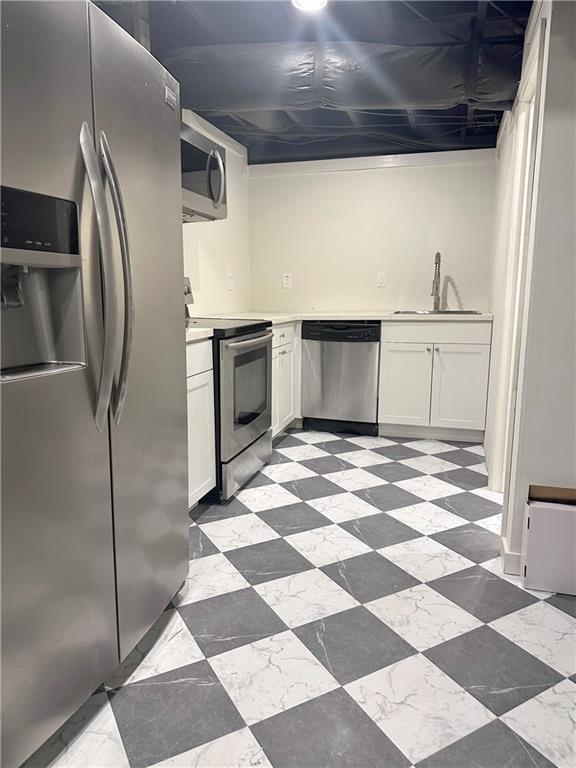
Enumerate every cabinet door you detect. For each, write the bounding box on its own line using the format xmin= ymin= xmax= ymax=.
xmin=187 ymin=370 xmax=216 ymax=508
xmin=279 ymin=344 xmax=295 ymax=431
xmin=271 ymin=347 xmax=281 ymax=436
xmin=431 ymin=344 xmax=490 ymax=430
xmin=378 ymin=343 xmax=433 ymax=425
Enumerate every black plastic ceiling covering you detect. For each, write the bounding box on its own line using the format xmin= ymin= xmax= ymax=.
xmin=148 ymin=1 xmax=532 ymax=164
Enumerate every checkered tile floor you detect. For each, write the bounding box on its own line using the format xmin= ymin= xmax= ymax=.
xmin=28 ymin=431 xmax=576 ymax=768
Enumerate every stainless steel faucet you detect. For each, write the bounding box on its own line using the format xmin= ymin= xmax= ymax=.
xmin=431 ymin=252 xmax=441 ymax=312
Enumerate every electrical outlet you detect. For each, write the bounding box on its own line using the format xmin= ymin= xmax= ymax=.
xmin=282 ymin=273 xmax=293 ymax=289
xmin=377 ymin=271 xmax=387 ymax=288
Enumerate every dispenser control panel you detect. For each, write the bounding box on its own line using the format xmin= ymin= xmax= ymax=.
xmin=1 ymin=186 xmax=79 ymax=254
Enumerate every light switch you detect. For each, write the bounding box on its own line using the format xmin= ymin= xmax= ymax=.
xmin=282 ymin=273 xmax=293 ymax=289
xmin=377 ymin=272 xmax=386 ymax=288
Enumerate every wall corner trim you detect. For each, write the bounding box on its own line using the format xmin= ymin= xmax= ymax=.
xmin=248 ymin=148 xmax=497 ymax=178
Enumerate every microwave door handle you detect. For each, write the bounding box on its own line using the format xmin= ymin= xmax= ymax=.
xmin=100 ymin=130 xmax=134 ymax=426
xmin=226 ymin=332 xmax=273 ymax=350
xmin=79 ymin=122 xmax=119 ymax=433
xmin=208 ymin=149 xmax=225 ymax=209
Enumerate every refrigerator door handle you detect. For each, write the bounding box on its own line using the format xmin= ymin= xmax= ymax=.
xmin=79 ymin=122 xmax=119 ymax=432
xmin=100 ymin=130 xmax=134 ymax=426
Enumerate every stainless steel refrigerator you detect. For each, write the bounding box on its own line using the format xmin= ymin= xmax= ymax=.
xmin=1 ymin=3 xmax=188 ymax=766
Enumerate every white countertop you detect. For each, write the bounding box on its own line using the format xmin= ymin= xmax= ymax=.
xmin=185 ymin=327 xmax=214 ymax=343
xmin=208 ymin=311 xmax=493 ymax=325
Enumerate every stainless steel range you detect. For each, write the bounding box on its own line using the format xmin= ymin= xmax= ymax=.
xmin=187 ymin=318 xmax=273 ymax=500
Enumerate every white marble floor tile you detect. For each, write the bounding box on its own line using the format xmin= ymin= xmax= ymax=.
xmin=468 ymin=461 xmax=488 ymax=475
xmin=490 ymin=601 xmax=576 ymax=677
xmin=173 ymin=554 xmax=249 ymax=606
xmin=323 ymin=468 xmax=388 ymax=492
xmin=394 ymin=475 xmax=462 ymax=501
xmin=210 ymin=630 xmax=339 ymax=725
xmin=149 ymin=727 xmax=272 ymax=767
xmin=107 ymin=610 xmax=204 ymax=687
xmin=367 ymin=584 xmax=482 ymax=651
xmin=200 ymin=514 xmax=280 ymax=550
xmin=471 ymin=487 xmax=504 ymax=505
xmin=345 ymin=436 xmax=397 ymax=449
xmin=275 ymin=445 xmax=331 ymax=461
xmin=383 ymin=501 xmax=464 ymax=535
xmin=345 ymin=654 xmax=494 ymax=764
xmin=308 ymin=492 xmax=385 ymax=523
xmin=46 ymin=692 xmax=130 ymax=768
xmin=464 ymin=444 xmax=485 ymax=456
xmin=338 ymin=449 xmax=392 ymax=468
xmin=502 ymin=679 xmax=576 ymax=768
xmin=254 ymin=568 xmax=358 ymax=628
xmin=404 ymin=439 xmax=455 ymax=455
xmin=235 ymin=485 xmax=301 ymax=513
xmin=286 ymin=524 xmax=372 ymax=566
xmin=399 ymin=455 xmax=460 ymax=475
xmin=474 ymin=514 xmax=503 ymax=535
xmin=289 ymin=431 xmax=341 ymax=444
xmin=480 ymin=557 xmax=551 ymax=598
xmin=261 ymin=462 xmax=317 ymax=483
xmin=380 ymin=537 xmax=474 ymax=582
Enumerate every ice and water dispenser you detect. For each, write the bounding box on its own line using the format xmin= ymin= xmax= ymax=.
xmin=1 ymin=186 xmax=86 ymax=380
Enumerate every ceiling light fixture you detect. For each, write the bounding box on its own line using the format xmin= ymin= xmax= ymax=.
xmin=291 ymin=0 xmax=328 ymax=12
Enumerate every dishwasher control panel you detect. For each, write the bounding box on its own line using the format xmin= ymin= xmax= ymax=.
xmin=301 ymin=320 xmax=381 ymax=343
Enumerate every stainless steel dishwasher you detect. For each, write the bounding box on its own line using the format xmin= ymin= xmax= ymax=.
xmin=301 ymin=320 xmax=381 ymax=435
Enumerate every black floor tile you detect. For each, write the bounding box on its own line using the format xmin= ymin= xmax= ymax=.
xmin=545 ymin=593 xmax=576 ymax=618
xmin=433 ymin=491 xmax=502 ymax=521
xmin=314 ymin=439 xmax=363 ymax=455
xmin=433 ymin=468 xmax=488 ymax=491
xmin=373 ymin=444 xmax=425 ymax=461
xmin=257 ymin=502 xmax=332 ymax=536
xmin=191 ymin=498 xmax=252 ymax=524
xmin=366 ymin=462 xmax=425 ymax=483
xmin=295 ymin=606 xmax=415 ymax=685
xmin=178 ymin=587 xmax=287 ymax=657
xmin=189 ymin=525 xmax=219 ymax=560
xmin=354 ymin=484 xmax=423 ymax=513
xmin=436 ymin=449 xmax=486 ymax=467
xmin=300 ymin=455 xmax=355 ymax=474
xmin=251 ymin=688 xmax=411 ymax=768
xmin=415 ymin=719 xmax=556 ymax=768
xmin=321 ymin=551 xmax=420 ymax=603
xmin=341 ymin=511 xmax=421 ymax=550
xmin=429 ymin=565 xmax=538 ymax=622
xmin=225 ymin=538 xmax=314 ymax=585
xmin=425 ymin=626 xmax=563 ymax=715
xmin=281 ymin=476 xmax=346 ymax=501
xmin=109 ymin=660 xmax=244 ymax=767
xmin=431 ymin=523 xmax=501 ymax=564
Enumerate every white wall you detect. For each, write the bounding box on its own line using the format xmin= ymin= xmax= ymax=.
xmin=182 ymin=112 xmax=252 ymax=316
xmin=248 ymin=152 xmax=496 ymax=312
xmin=503 ymin=0 xmax=576 ymax=570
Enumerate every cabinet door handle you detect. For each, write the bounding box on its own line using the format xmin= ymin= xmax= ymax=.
xmin=426 ymin=347 xmax=432 ymax=353
xmin=435 ymin=347 xmax=440 ymax=353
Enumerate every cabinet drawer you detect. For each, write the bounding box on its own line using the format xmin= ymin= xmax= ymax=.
xmin=273 ymin=323 xmax=295 ymax=348
xmin=186 ymin=340 xmax=213 ymax=377
xmin=381 ymin=321 xmax=492 ymax=345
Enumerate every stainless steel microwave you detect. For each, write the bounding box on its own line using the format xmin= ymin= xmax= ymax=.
xmin=180 ymin=123 xmax=227 ymax=223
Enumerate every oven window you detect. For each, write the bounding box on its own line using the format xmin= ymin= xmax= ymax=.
xmin=234 ymin=347 xmax=267 ymax=428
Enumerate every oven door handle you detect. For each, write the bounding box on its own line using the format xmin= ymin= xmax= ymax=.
xmin=225 ymin=332 xmax=273 ymax=351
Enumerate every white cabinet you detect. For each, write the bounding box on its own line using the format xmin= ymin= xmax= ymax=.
xmin=430 ymin=344 xmax=490 ymax=430
xmin=272 ymin=342 xmax=295 ymax=436
xmin=186 ymin=341 xmax=216 ymax=509
xmin=271 ymin=347 xmax=281 ymax=436
xmin=378 ymin=322 xmax=492 ymax=433
xmin=379 ymin=343 xmax=433 ymax=426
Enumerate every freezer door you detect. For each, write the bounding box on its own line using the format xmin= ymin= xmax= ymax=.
xmin=1 ymin=3 xmax=118 ymax=767
xmin=89 ymin=5 xmax=188 ymax=660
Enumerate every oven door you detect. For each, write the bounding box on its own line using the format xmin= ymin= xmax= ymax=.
xmin=220 ymin=331 xmax=272 ymax=463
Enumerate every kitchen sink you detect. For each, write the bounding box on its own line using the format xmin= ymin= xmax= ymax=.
xmin=393 ymin=310 xmax=482 ymax=315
